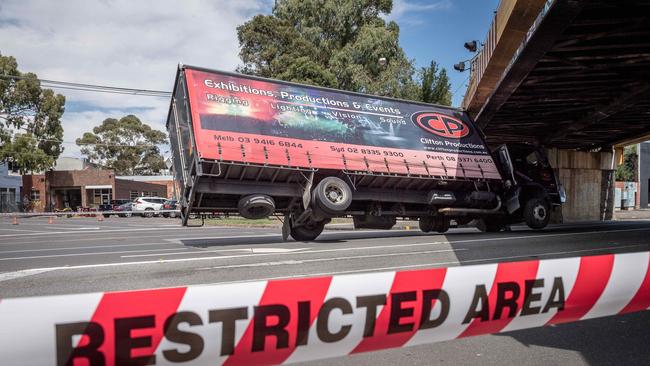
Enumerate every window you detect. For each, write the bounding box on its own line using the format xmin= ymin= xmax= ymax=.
xmin=92 ymin=188 xmax=112 ymax=205
xmin=30 ymin=190 xmax=40 ymax=201
xmin=130 ymin=191 xmax=139 ymax=201
xmin=7 ymin=161 xmax=19 ymax=174
xmin=0 ymin=188 xmax=17 ymax=212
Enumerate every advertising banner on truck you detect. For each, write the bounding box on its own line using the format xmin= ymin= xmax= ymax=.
xmin=183 ymin=67 xmax=501 ymax=179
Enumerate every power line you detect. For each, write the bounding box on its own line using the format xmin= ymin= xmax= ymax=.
xmin=451 ymin=74 xmax=470 ymax=97
xmin=0 ymin=74 xmax=172 ymax=97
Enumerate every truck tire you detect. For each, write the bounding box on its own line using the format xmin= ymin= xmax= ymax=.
xmin=102 ymin=213 xmax=110 ymax=218
xmin=312 ymin=177 xmax=352 ymax=215
xmin=144 ymin=208 xmax=154 ymax=218
xmin=477 ymin=217 xmax=505 ymax=232
xmin=524 ymin=198 xmax=550 ymax=229
xmin=435 ymin=219 xmax=450 ymax=233
xmin=290 ymin=221 xmax=326 ymax=241
xmin=419 ymin=217 xmax=434 ymax=233
xmin=420 ymin=217 xmax=449 ymax=233
xmin=238 ymin=194 xmax=275 ymax=219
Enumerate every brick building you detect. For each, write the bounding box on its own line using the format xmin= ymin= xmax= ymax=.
xmin=22 ymin=168 xmax=167 ymax=212
xmin=116 ymin=175 xmax=178 ymax=199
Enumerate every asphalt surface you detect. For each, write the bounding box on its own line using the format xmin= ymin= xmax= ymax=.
xmin=1 ymin=215 xmax=649 ymax=365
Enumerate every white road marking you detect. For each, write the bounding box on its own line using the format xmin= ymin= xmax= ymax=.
xmin=58 ymin=227 xmax=101 ymax=230
xmin=194 ymin=244 xmax=650 ymax=286
xmin=0 ymin=228 xmax=51 ymax=233
xmin=0 ymin=268 xmax=59 ymax=282
xmin=0 ymin=247 xmax=193 ymax=261
xmin=0 ymin=243 xmax=644 ymax=277
xmin=0 ymin=242 xmax=180 ymax=254
xmin=0 ymin=227 xmax=269 ymax=238
xmin=40 ymin=225 xmax=101 ymax=229
xmin=120 ymin=227 xmax=650 ymax=259
xmin=243 ymin=247 xmax=309 ymax=253
xmin=164 ymin=233 xmax=280 ymax=243
xmin=121 ymin=241 xmax=451 ymax=258
xmin=195 ymin=248 xmax=465 ymax=270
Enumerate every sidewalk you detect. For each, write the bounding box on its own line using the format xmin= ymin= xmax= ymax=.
xmin=614 ymin=209 xmax=650 ymax=220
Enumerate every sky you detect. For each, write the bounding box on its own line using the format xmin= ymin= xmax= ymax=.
xmin=0 ymin=0 xmax=500 ymax=159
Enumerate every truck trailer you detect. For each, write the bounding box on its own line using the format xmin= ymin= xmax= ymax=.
xmin=166 ymin=65 xmax=565 ymax=241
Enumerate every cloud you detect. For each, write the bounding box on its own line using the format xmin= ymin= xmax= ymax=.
xmin=387 ymin=0 xmax=452 ymax=25
xmin=0 ymin=0 xmax=272 ymax=157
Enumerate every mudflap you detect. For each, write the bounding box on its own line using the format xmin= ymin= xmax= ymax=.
xmin=505 ymin=187 xmax=521 ymax=214
xmin=282 ymin=214 xmax=291 ymax=241
xmin=302 ymin=172 xmax=314 ymax=210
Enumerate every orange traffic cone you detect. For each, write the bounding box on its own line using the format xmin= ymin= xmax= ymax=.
xmin=12 ymin=215 xmax=18 ymax=225
xmin=48 ymin=216 xmax=54 ymax=224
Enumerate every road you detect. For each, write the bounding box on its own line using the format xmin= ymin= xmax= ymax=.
xmin=1 ymin=215 xmax=649 ymax=365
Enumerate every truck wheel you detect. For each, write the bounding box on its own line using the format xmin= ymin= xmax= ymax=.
xmin=144 ymin=208 xmax=154 ymax=218
xmin=102 ymin=213 xmax=110 ymax=218
xmin=477 ymin=217 xmax=505 ymax=232
xmin=238 ymin=194 xmax=275 ymax=219
xmin=420 ymin=217 xmax=449 ymax=233
xmin=419 ymin=217 xmax=433 ymax=233
xmin=312 ymin=177 xmax=352 ymax=215
xmin=290 ymin=221 xmax=326 ymax=241
xmin=435 ymin=219 xmax=450 ymax=233
xmin=524 ymin=198 xmax=550 ymax=229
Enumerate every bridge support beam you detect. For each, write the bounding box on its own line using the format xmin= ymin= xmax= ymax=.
xmin=547 ymin=149 xmax=615 ymax=222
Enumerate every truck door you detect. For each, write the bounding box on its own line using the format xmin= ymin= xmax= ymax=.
xmin=495 ymin=145 xmax=520 ymax=213
xmin=496 ymin=145 xmax=517 ymax=185
xmin=508 ymin=145 xmax=564 ymax=205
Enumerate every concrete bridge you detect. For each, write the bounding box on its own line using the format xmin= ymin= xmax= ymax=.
xmin=462 ymin=0 xmax=650 ymax=221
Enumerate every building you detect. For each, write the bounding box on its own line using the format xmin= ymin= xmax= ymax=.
xmin=117 ymin=175 xmax=178 ymax=199
xmin=0 ymin=162 xmax=22 ymax=212
xmin=22 ymin=158 xmax=167 ymax=212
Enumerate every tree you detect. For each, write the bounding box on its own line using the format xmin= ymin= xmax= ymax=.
xmin=616 ymin=145 xmax=638 ymax=182
xmin=76 ymin=115 xmax=167 ymax=175
xmin=237 ymin=0 xmax=421 ymax=100
xmin=419 ymin=61 xmax=452 ymax=106
xmin=0 ymin=53 xmax=65 ymax=173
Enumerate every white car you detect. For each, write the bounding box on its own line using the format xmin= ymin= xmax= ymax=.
xmin=132 ymin=197 xmax=167 ymax=217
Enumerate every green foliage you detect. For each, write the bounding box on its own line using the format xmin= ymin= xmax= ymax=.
xmin=76 ymin=115 xmax=167 ymax=175
xmin=615 ymin=145 xmax=638 ymax=182
xmin=0 ymin=53 xmax=65 ymax=173
xmin=237 ymin=0 xmax=451 ymax=104
xmin=419 ymin=61 xmax=452 ymax=105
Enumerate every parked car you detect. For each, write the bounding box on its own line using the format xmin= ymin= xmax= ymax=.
xmin=99 ymin=199 xmax=133 ymax=217
xmin=132 ymin=197 xmax=167 ymax=218
xmin=162 ymin=200 xmax=179 ymax=218
xmin=115 ymin=202 xmax=133 ymax=217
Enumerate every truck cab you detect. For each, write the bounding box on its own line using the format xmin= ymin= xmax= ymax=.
xmin=483 ymin=143 xmax=566 ymax=231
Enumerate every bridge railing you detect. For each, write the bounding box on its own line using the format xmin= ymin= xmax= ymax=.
xmin=462 ymin=0 xmax=553 ymax=112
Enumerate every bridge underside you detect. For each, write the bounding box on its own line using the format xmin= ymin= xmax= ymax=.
xmin=475 ymin=0 xmax=650 ymax=150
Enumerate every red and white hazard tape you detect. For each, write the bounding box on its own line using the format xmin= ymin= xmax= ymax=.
xmin=1 ymin=251 xmax=649 ymax=366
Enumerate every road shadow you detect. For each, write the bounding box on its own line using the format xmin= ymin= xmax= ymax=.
xmin=180 ymin=230 xmax=432 ymax=247
xmin=181 ymin=220 xmax=650 ymax=249
xmin=495 ymin=311 xmax=650 ymax=366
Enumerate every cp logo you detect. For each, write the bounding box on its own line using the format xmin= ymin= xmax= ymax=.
xmin=412 ymin=112 xmax=470 ymax=139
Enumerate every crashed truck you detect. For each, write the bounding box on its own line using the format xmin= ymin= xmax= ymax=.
xmin=166 ymin=65 xmax=565 ymax=241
